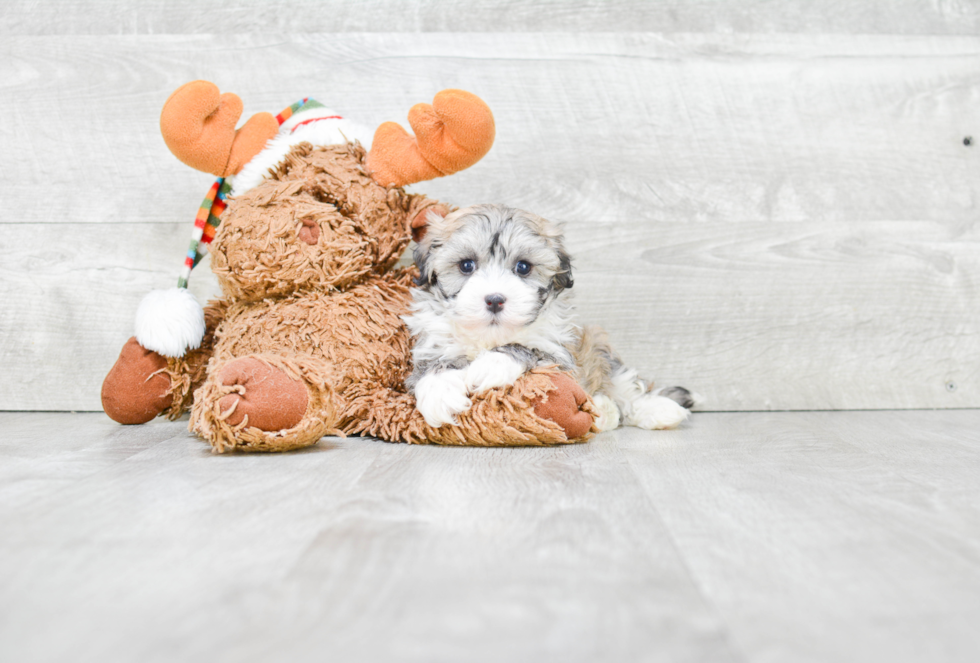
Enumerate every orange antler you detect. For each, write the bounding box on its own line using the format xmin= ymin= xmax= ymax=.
xmin=367 ymin=89 xmax=495 ymax=187
xmin=159 ymin=80 xmax=278 ymax=177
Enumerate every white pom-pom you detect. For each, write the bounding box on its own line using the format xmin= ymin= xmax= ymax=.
xmin=134 ymin=288 xmax=205 ymax=357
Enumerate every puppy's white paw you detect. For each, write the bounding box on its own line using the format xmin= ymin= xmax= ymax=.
xmin=627 ymin=394 xmax=690 ymax=430
xmin=592 ymin=393 xmax=621 ymax=432
xmin=415 ymin=369 xmax=472 ymax=428
xmin=465 ymin=351 xmax=525 ymax=394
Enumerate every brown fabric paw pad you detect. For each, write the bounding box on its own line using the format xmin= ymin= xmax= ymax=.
xmin=217 ymin=358 xmax=308 ymax=431
xmin=532 ymin=373 xmax=594 ymax=440
xmin=102 ymin=337 xmax=173 ymax=425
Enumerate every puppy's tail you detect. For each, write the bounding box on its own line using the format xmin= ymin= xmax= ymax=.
xmin=651 ymin=385 xmax=701 ymax=410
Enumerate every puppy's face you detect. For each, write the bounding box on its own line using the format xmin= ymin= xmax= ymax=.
xmin=413 ymin=204 xmax=573 ymax=339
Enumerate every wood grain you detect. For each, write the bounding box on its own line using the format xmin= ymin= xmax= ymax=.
xmin=3 ymin=218 xmax=977 ymax=411
xmin=0 ymin=223 xmax=221 ymax=412
xmin=2 ymin=0 xmax=978 ymax=35
xmin=2 ymin=34 xmax=977 ymax=226
xmin=0 ymin=413 xmax=738 ymax=662
xmin=3 ymin=410 xmax=980 ymax=661
xmin=618 ymin=410 xmax=980 ymax=662
xmin=2 ymin=32 xmax=979 ymax=411
xmin=567 ymin=220 xmax=980 ymax=411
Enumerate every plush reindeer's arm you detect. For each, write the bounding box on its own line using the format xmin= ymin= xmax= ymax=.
xmin=344 ymin=369 xmax=596 ymax=446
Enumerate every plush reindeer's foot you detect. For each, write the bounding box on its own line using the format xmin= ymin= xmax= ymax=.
xmin=102 ymin=337 xmax=173 ymax=424
xmin=192 ymin=355 xmax=339 ymax=453
xmin=217 ymin=358 xmax=308 ymax=432
xmin=532 ymin=373 xmax=594 ymax=440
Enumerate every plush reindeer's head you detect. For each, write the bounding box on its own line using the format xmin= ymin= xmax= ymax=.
xmin=210 ymin=142 xmax=444 ymax=301
xmin=156 ymin=80 xmax=495 ymax=302
xmin=133 ymin=81 xmax=495 ymax=356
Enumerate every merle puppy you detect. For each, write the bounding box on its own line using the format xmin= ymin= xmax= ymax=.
xmin=404 ymin=204 xmax=696 ymax=431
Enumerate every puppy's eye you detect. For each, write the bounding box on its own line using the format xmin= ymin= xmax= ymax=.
xmin=459 ymin=259 xmax=476 ymax=274
xmin=515 ymin=260 xmax=532 ymax=276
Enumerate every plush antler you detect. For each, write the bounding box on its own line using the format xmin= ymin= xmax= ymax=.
xmin=159 ymin=80 xmax=279 ymax=177
xmin=367 ymin=89 xmax=495 ymax=187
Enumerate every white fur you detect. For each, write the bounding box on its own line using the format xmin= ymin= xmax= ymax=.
xmin=455 ymin=268 xmax=542 ymax=334
xmin=626 ymin=393 xmax=690 ymax=430
xmin=134 ymin=287 xmax=205 ymax=358
xmin=591 ymin=394 xmax=621 ymax=432
xmin=230 ymin=108 xmax=374 ymax=197
xmin=405 ymin=295 xmax=575 ymax=368
xmin=414 ymin=369 xmax=472 ymax=428
xmin=465 ymin=351 xmax=526 ymax=394
xmin=607 ymin=365 xmax=647 ymax=423
xmin=603 ymin=365 xmax=689 ymax=429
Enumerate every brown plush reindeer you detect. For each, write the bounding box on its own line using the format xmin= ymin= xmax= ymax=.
xmin=101 ymin=80 xmax=595 ymax=452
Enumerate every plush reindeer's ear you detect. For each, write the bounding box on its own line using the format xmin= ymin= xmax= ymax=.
xmin=554 ymin=250 xmax=574 ymax=291
xmin=410 ymin=204 xmax=449 ymax=243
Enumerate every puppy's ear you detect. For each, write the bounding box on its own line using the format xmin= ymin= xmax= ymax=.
xmin=554 ymin=249 xmax=574 ymax=291
xmin=410 ymin=204 xmax=450 ymax=243
xmin=412 ymin=235 xmax=439 ymax=289
xmin=529 ymin=212 xmax=574 ymax=291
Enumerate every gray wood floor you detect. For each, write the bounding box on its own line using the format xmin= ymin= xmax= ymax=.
xmin=3 ymin=411 xmax=979 ymax=663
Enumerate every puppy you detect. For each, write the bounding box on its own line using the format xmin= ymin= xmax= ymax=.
xmin=404 ymin=204 xmax=697 ymax=432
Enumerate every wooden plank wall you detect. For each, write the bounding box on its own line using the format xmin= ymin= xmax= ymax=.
xmin=1 ymin=2 xmax=978 ymax=412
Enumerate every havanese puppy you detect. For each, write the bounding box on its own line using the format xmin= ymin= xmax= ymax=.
xmin=404 ymin=203 xmax=697 ymax=431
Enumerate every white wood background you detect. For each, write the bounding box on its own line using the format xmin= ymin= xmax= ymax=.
xmin=1 ymin=2 xmax=979 ymax=411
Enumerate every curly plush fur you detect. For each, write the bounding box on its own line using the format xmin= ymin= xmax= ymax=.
xmin=103 ymin=143 xmax=596 ymax=451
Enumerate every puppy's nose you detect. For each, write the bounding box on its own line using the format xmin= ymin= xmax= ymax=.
xmin=485 ymin=293 xmax=506 ymax=313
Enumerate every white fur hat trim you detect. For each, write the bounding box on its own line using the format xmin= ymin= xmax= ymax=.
xmin=134 ymin=287 xmax=205 ymax=358
xmin=230 ymin=107 xmax=374 ymax=197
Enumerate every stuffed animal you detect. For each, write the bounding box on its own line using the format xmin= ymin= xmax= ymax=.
xmin=101 ymin=81 xmax=596 ymax=452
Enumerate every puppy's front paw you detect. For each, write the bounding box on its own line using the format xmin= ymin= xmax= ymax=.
xmin=415 ymin=369 xmax=472 ymax=428
xmin=627 ymin=394 xmax=690 ymax=430
xmin=465 ymin=351 xmax=525 ymax=394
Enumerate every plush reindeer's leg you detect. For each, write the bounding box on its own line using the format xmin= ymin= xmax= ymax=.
xmin=102 ymin=301 xmax=225 ymax=424
xmin=216 ymin=358 xmax=308 ymax=431
xmin=530 ymin=373 xmax=595 ymax=440
xmin=101 ymin=337 xmax=173 ymax=424
xmin=343 ymin=369 xmax=596 ymax=446
xmin=158 ymin=300 xmax=224 ymax=418
xmin=190 ymin=354 xmax=341 ymax=453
